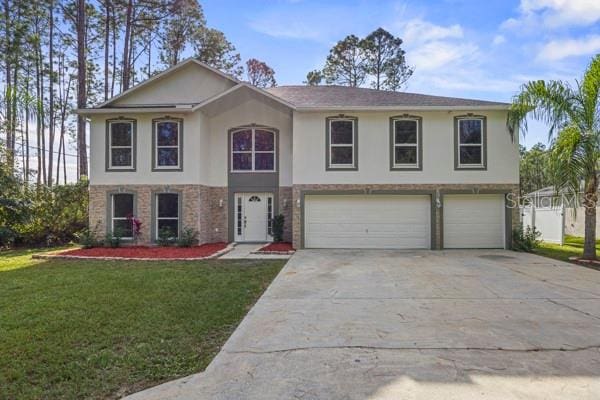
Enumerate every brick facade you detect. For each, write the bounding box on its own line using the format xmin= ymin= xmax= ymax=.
xmin=291 ymin=183 xmax=520 ymax=250
xmin=90 ymin=183 xmax=518 ymax=248
xmin=89 ymin=184 xmax=227 ymax=245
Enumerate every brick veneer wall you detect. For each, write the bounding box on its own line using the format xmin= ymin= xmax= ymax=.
xmin=89 ymin=184 xmax=227 ymax=245
xmin=291 ymin=183 xmax=520 ymax=250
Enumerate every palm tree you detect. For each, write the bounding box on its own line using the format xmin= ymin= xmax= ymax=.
xmin=508 ymin=55 xmax=600 ymax=259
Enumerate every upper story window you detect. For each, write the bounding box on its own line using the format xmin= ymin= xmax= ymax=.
xmin=111 ymin=193 xmax=134 ymax=239
xmin=455 ymin=116 xmax=486 ymax=170
xmin=231 ymin=128 xmax=276 ymax=172
xmin=107 ymin=119 xmax=136 ymax=170
xmin=390 ymin=116 xmax=421 ymax=170
xmin=326 ymin=116 xmax=358 ymax=170
xmin=153 ymin=118 xmax=183 ymax=171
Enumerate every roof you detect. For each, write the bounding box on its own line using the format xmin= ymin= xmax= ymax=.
xmin=266 ymin=85 xmax=509 ymax=110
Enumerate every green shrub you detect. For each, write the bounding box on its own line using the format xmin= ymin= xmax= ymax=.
xmin=76 ymin=222 xmax=101 ymax=249
xmin=104 ymin=227 xmax=124 ymax=248
xmin=512 ymin=225 xmax=541 ymax=252
xmin=271 ymin=214 xmax=285 ymax=242
xmin=156 ymin=227 xmax=176 ymax=246
xmin=176 ymin=227 xmax=198 ymax=247
xmin=0 ymin=226 xmax=16 ymax=248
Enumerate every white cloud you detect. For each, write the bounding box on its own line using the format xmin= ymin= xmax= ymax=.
xmin=493 ymin=35 xmax=506 ymax=45
xmin=503 ymin=0 xmax=600 ymax=29
xmin=537 ymin=35 xmax=600 ymax=61
xmin=402 ymin=18 xmax=463 ymax=44
xmin=408 ymin=41 xmax=478 ymax=71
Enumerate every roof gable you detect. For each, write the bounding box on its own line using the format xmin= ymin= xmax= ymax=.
xmin=100 ymin=59 xmax=238 ymax=108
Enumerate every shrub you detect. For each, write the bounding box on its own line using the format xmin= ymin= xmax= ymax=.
xmin=512 ymin=226 xmax=541 ymax=252
xmin=156 ymin=227 xmax=176 ymax=246
xmin=0 ymin=226 xmax=16 ymax=248
xmin=176 ymin=227 xmax=198 ymax=247
xmin=104 ymin=227 xmax=124 ymax=248
xmin=272 ymin=214 xmax=285 ymax=242
xmin=76 ymin=222 xmax=101 ymax=249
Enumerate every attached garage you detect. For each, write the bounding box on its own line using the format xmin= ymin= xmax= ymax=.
xmin=443 ymin=194 xmax=506 ymax=249
xmin=304 ymin=194 xmax=431 ymax=249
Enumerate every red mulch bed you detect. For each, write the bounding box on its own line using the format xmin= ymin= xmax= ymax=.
xmin=257 ymin=242 xmax=295 ymax=253
xmin=61 ymin=242 xmax=228 ymax=259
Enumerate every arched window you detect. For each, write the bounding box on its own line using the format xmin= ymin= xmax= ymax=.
xmin=231 ymin=128 xmax=275 ymax=172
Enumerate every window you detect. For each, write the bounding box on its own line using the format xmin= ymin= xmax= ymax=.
xmin=455 ymin=116 xmax=486 ymax=169
xmin=391 ymin=117 xmax=421 ymax=169
xmin=231 ymin=128 xmax=276 ymax=172
xmin=155 ymin=193 xmax=179 ymax=239
xmin=153 ymin=119 xmax=182 ymax=170
xmin=111 ymin=193 xmax=134 ymax=238
xmin=327 ymin=117 xmax=357 ymax=170
xmin=107 ymin=120 xmax=135 ymax=170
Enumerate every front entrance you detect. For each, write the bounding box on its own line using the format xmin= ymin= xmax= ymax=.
xmin=234 ymin=193 xmax=274 ymax=242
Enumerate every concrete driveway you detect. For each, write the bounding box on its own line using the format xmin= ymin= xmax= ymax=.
xmin=125 ymin=250 xmax=600 ymax=400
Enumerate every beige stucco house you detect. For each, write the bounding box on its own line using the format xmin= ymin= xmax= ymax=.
xmin=78 ymin=58 xmax=519 ymax=250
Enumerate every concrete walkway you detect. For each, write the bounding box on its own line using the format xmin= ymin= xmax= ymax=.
xmin=218 ymin=243 xmax=291 ymax=260
xmin=125 ymin=250 xmax=600 ymax=399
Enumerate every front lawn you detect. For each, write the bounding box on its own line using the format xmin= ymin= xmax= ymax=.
xmin=0 ymin=248 xmax=285 ymax=399
xmin=535 ymin=235 xmax=600 ymax=270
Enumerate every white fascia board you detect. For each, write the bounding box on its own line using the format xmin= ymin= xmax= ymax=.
xmin=75 ymin=106 xmax=194 ymax=115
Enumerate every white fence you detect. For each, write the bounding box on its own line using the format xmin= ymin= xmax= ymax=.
xmin=521 ymin=206 xmax=564 ymax=244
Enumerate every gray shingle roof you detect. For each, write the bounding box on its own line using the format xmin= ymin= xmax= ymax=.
xmin=266 ymin=85 xmax=508 ymax=109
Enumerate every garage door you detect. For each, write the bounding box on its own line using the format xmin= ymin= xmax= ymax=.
xmin=304 ymin=195 xmax=431 ymax=249
xmin=443 ymin=194 xmax=505 ymax=249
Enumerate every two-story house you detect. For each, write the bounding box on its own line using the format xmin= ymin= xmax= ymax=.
xmin=78 ymin=58 xmax=519 ymax=250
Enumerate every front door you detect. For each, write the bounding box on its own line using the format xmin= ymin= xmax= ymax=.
xmin=234 ymin=193 xmax=273 ymax=242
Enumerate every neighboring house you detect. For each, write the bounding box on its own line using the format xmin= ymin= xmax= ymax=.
xmin=78 ymin=58 xmax=520 ymax=250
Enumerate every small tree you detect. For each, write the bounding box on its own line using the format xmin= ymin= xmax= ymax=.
xmin=246 ymin=58 xmax=276 ymax=88
xmin=272 ymin=214 xmax=285 ymax=242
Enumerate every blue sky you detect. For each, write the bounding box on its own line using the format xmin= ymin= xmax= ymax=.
xmin=202 ymin=0 xmax=600 ymax=149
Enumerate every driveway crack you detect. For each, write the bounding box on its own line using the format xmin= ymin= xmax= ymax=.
xmin=226 ymin=344 xmax=600 ymax=355
xmin=546 ymin=299 xmax=600 ymax=320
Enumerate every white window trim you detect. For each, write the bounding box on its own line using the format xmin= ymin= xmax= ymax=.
xmin=154 ymin=120 xmax=181 ymax=170
xmin=108 ymin=121 xmax=134 ymax=170
xmin=457 ymin=118 xmax=484 ymax=168
xmin=231 ymin=128 xmax=277 ymax=173
xmin=328 ymin=118 xmax=355 ymax=169
xmin=392 ymin=118 xmax=419 ymax=168
xmin=111 ymin=194 xmax=133 ymax=240
xmin=155 ymin=193 xmax=179 ymax=240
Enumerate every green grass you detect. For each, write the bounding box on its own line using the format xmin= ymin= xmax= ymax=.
xmin=535 ymin=235 xmax=600 ymax=269
xmin=0 ymin=246 xmax=74 ymax=272
xmin=0 ymin=250 xmax=285 ymax=399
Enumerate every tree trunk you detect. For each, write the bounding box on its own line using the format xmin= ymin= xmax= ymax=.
xmin=76 ymin=0 xmax=88 ymax=178
xmin=24 ymin=69 xmax=29 ymax=183
xmin=4 ymin=0 xmax=14 ymax=170
xmin=35 ymin=32 xmax=41 ymax=187
xmin=121 ymin=0 xmax=133 ymax=91
xmin=111 ymin=3 xmax=116 ymax=97
xmin=583 ymin=177 xmax=598 ymax=260
xmin=47 ymin=0 xmax=55 ymax=186
xmin=103 ymin=0 xmax=110 ymax=101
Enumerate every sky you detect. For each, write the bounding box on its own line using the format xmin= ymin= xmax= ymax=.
xmin=202 ymin=0 xmax=600 ymax=148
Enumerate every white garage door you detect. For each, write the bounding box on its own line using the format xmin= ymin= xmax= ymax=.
xmin=304 ymin=195 xmax=431 ymax=249
xmin=443 ymin=194 xmax=505 ymax=249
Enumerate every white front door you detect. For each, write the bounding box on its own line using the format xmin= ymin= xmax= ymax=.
xmin=234 ymin=193 xmax=273 ymax=242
